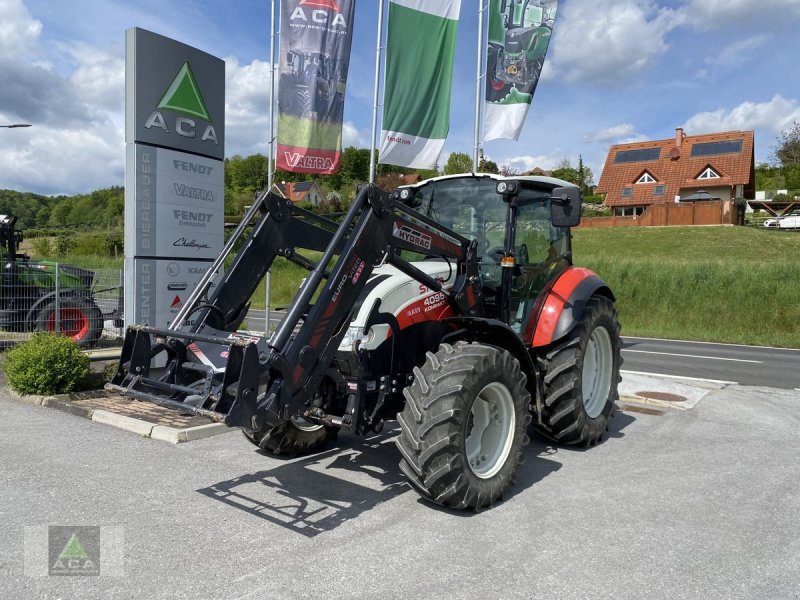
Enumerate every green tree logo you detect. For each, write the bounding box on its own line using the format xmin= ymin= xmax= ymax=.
xmin=157 ymin=62 xmax=212 ymax=122
xmin=59 ymin=533 xmax=89 ymax=561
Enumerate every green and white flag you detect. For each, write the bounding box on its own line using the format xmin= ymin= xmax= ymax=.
xmin=379 ymin=0 xmax=461 ymax=169
xmin=483 ymin=0 xmax=558 ymax=142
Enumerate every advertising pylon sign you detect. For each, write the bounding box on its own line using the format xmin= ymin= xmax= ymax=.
xmin=125 ymin=28 xmax=225 ymax=329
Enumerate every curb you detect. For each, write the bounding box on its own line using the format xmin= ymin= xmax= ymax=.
xmin=15 ymin=389 xmax=234 ymax=444
xmin=619 ymin=393 xmax=700 ymax=411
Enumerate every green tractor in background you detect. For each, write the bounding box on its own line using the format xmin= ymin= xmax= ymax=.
xmin=0 ymin=215 xmax=107 ymax=348
xmin=278 ymin=49 xmax=346 ymax=124
xmin=487 ymin=0 xmax=556 ymax=102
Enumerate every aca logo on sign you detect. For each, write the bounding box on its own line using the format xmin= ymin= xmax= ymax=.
xmin=49 ymin=527 xmax=100 ymax=576
xmin=144 ymin=62 xmax=219 ymax=144
xmin=291 ymin=0 xmax=348 ymax=27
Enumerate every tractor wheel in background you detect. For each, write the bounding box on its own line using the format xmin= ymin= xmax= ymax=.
xmin=242 ymin=417 xmax=339 ymax=456
xmin=35 ymin=296 xmax=104 ymax=348
xmin=534 ymin=295 xmax=622 ymax=447
xmin=294 ymin=88 xmax=313 ymax=119
xmin=396 ymin=341 xmax=531 ymax=511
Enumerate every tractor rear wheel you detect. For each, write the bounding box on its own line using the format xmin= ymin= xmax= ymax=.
xmin=242 ymin=417 xmax=338 ymax=456
xmin=535 ymin=295 xmax=621 ymax=446
xmin=396 ymin=341 xmax=530 ymax=510
xmin=35 ymin=296 xmax=103 ymax=348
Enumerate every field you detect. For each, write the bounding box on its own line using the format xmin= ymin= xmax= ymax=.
xmin=572 ymin=226 xmax=800 ymax=348
xmin=31 ymin=226 xmax=800 ymax=348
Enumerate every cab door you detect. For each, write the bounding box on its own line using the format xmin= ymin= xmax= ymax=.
xmin=508 ymin=192 xmax=570 ymax=336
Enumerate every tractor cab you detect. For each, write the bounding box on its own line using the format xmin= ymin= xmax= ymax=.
xmin=400 ymin=174 xmax=581 ymax=335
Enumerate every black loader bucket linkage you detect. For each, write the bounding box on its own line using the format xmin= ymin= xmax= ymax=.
xmin=107 ymin=183 xmax=480 ymax=431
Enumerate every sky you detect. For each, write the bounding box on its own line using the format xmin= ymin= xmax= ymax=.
xmin=1 ymin=0 xmax=800 ymax=196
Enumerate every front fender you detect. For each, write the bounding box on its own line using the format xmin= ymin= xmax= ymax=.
xmin=443 ymin=316 xmax=538 ymax=390
xmin=529 ymin=267 xmax=614 ymax=348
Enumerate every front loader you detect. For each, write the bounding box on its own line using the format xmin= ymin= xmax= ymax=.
xmin=108 ymin=175 xmax=621 ymax=510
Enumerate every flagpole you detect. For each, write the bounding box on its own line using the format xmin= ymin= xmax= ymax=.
xmin=368 ymin=0 xmax=385 ymax=184
xmin=473 ymin=0 xmax=486 ymax=172
xmin=265 ymin=0 xmax=278 ymax=336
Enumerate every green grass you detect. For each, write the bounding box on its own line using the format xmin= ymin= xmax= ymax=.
xmin=572 ymin=227 xmax=800 ymax=347
xmin=30 ymin=225 xmax=800 ymax=348
xmin=277 ymin=115 xmax=342 ymax=150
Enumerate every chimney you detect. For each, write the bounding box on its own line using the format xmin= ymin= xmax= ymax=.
xmin=675 ymin=128 xmax=685 ymax=148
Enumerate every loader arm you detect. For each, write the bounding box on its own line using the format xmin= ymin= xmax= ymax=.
xmin=108 ymin=184 xmax=483 ymax=432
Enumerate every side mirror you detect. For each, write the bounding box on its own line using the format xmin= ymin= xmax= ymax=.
xmin=550 ymin=186 xmax=582 ymax=228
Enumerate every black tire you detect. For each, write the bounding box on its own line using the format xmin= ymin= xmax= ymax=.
xmin=534 ymin=295 xmax=622 ymax=447
xmin=242 ymin=419 xmax=338 ymax=456
xmin=295 ymin=88 xmax=313 ymax=119
xmin=35 ymin=296 xmax=103 ymax=348
xmin=396 ymin=341 xmax=531 ymax=510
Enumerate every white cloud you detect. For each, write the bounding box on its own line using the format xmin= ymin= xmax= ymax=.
xmin=342 ymin=121 xmax=365 ymax=147
xmin=0 ymin=120 xmax=123 ymax=195
xmin=551 ymin=0 xmax=685 ymax=85
xmin=683 ymin=95 xmax=800 ymax=135
xmin=502 ymin=153 xmax=565 ymax=173
xmin=224 ymin=57 xmax=271 ymax=155
xmin=0 ymin=0 xmax=41 ymax=56
xmin=684 ymin=0 xmax=800 ymax=28
xmin=66 ymin=42 xmax=125 ymax=114
xmin=584 ymin=123 xmax=638 ymax=143
xmin=704 ymin=35 xmax=769 ymax=69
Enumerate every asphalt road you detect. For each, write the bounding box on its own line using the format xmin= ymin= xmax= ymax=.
xmin=2 ymin=385 xmax=799 ymax=599
xmin=244 ymin=309 xmax=800 ymax=390
xmin=622 ymin=336 xmax=800 ymax=389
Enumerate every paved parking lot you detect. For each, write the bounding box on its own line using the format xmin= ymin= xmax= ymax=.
xmin=1 ymin=384 xmax=798 ymax=600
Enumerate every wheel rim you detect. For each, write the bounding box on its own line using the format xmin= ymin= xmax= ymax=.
xmin=46 ymin=307 xmax=89 ymax=342
xmin=290 ymin=416 xmax=323 ymax=432
xmin=465 ymin=382 xmax=516 ymax=479
xmin=582 ymin=326 xmax=613 ymax=419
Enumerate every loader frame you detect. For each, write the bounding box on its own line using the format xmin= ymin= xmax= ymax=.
xmin=108 ymin=184 xmax=487 ymax=431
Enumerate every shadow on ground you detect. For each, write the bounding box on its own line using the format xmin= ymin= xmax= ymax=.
xmin=197 ymin=429 xmax=407 ymax=537
xmin=198 ymin=409 xmax=637 ymax=533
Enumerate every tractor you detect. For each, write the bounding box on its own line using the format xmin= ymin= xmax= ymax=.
xmin=0 ymin=215 xmax=108 ymax=347
xmin=108 ymin=174 xmax=621 ymax=510
xmin=486 ymin=0 xmax=556 ymax=102
xmin=278 ymin=48 xmax=346 ymax=124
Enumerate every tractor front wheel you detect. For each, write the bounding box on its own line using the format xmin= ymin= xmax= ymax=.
xmin=396 ymin=341 xmax=530 ymax=510
xmin=242 ymin=417 xmax=339 ymax=456
xmin=35 ymin=296 xmax=104 ymax=348
xmin=535 ymin=295 xmax=622 ymax=446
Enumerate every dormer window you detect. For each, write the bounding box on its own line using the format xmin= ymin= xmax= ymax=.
xmin=697 ymin=167 xmax=720 ymax=180
xmin=636 ymin=172 xmax=656 ymax=184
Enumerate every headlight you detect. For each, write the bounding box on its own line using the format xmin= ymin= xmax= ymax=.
xmin=339 ymin=326 xmax=373 ymax=349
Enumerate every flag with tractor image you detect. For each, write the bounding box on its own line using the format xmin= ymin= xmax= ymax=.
xmin=277 ymin=0 xmax=355 ymax=174
xmin=483 ymin=0 xmax=558 ymax=142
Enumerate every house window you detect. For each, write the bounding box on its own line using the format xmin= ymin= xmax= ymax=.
xmin=636 ymin=172 xmax=656 ymax=184
xmin=621 ymin=187 xmax=632 ymax=197
xmin=613 ymin=206 xmax=646 ymax=217
xmin=698 ymin=167 xmax=720 ymax=180
xmin=654 ymin=185 xmax=665 ymax=195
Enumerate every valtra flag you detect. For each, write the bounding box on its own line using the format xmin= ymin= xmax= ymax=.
xmin=379 ymin=0 xmax=461 ymax=170
xmin=483 ymin=0 xmax=558 ymax=142
xmin=277 ymin=0 xmax=355 ymax=174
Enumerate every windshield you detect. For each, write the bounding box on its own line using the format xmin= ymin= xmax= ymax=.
xmin=406 ymin=177 xmax=506 ymax=259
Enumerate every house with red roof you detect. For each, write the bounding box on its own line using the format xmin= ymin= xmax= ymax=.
xmin=274 ymin=181 xmax=326 ymax=205
xmin=596 ymin=128 xmax=755 ymax=218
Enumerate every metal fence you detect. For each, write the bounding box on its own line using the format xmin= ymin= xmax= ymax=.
xmin=0 ymin=264 xmax=124 ymax=350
